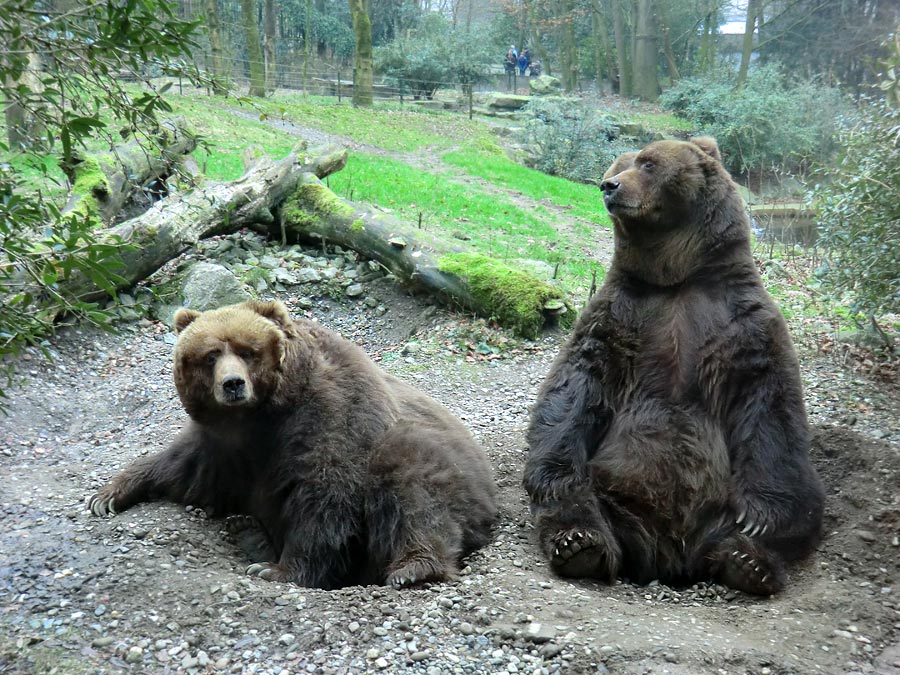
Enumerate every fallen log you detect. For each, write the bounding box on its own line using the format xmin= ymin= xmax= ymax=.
xmin=61 ymin=118 xmax=197 ymax=223
xmin=278 ymin=175 xmax=573 ymax=338
xmin=73 ymin=142 xmax=347 ymax=299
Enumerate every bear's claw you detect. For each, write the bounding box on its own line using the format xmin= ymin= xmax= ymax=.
xmin=716 ymin=541 xmax=784 ymax=595
xmin=245 ymin=562 xmax=287 ymax=582
xmin=87 ymin=493 xmax=117 ymax=517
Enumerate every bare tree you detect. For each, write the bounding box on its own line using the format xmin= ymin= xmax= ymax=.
xmin=633 ymin=0 xmax=659 ymax=100
xmin=240 ymin=0 xmax=266 ymax=96
xmin=348 ymin=0 xmax=374 ymax=106
xmin=263 ymin=0 xmax=277 ymax=93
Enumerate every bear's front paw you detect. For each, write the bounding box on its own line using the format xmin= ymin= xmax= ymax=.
xmin=246 ymin=562 xmax=290 ymax=582
xmin=549 ymin=529 xmax=620 ymax=581
xmin=732 ymin=493 xmax=778 ymax=538
xmin=86 ymin=487 xmax=120 ymax=517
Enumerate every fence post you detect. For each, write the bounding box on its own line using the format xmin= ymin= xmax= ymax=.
xmin=468 ymin=83 xmax=473 ymax=120
xmin=337 ymin=69 xmax=341 ymax=103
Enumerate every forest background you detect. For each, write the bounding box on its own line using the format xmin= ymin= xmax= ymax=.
xmin=1 ymin=0 xmax=899 ymax=405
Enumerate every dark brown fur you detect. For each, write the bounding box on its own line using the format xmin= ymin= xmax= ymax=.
xmin=523 ymin=138 xmax=824 ymax=595
xmin=89 ymin=300 xmax=497 ymax=589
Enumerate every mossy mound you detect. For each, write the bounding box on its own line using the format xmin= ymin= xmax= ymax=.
xmin=438 ymin=253 xmax=574 ymax=339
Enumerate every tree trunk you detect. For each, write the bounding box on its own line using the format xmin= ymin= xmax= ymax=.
xmin=263 ymin=0 xmax=277 ymax=93
xmin=60 ymin=119 xmax=197 ymax=224
xmin=591 ymin=0 xmax=614 ymax=92
xmin=736 ymin=0 xmax=760 ymax=87
xmin=279 ymin=176 xmax=573 ymax=338
xmin=698 ymin=0 xmax=718 ymax=72
xmin=4 ymin=52 xmax=45 ymax=150
xmin=204 ymin=0 xmax=229 ymax=93
xmin=658 ymin=3 xmax=680 ymax=83
xmin=240 ymin=0 xmax=266 ymax=97
xmin=348 ymin=0 xmax=373 ymax=107
xmin=612 ymin=0 xmax=632 ymax=97
xmin=633 ymin=0 xmax=659 ymax=100
xmin=559 ymin=0 xmax=578 ymax=92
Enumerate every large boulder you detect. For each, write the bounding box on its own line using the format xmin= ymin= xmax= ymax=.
xmin=484 ymin=94 xmax=531 ymax=110
xmin=529 ymin=75 xmax=562 ymax=96
xmin=181 ymin=262 xmax=251 ymax=311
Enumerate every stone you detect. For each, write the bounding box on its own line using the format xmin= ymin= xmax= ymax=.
xmin=529 ymin=75 xmax=562 ymax=96
xmin=179 ymin=262 xmax=250 ymax=314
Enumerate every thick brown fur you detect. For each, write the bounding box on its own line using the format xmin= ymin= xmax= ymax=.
xmin=523 ymin=138 xmax=824 ymax=595
xmin=89 ymin=300 xmax=497 ymax=590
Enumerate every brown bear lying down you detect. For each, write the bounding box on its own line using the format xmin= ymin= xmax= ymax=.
xmin=89 ymin=300 xmax=497 ymax=589
xmin=523 ymin=137 xmax=824 ymax=595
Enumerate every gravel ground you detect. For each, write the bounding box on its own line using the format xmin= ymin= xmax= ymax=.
xmin=1 ymin=236 xmax=898 ymax=675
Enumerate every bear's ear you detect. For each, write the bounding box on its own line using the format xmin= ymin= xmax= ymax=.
xmin=173 ymin=308 xmax=202 ymax=334
xmin=247 ymin=300 xmax=296 ymax=335
xmin=690 ymin=136 xmax=721 ymax=162
xmin=602 ymin=151 xmax=637 ymax=180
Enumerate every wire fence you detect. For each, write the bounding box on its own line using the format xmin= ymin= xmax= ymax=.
xmin=177 ymin=56 xmax=542 ymax=104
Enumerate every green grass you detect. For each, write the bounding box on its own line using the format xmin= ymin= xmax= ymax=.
xmin=326 ymin=152 xmax=600 ymax=289
xmin=623 ymin=111 xmax=694 ymax=132
xmin=442 ymin=148 xmax=608 ymax=224
xmin=266 ymin=93 xmax=494 ymax=151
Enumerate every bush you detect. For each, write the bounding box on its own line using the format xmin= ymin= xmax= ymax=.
xmin=812 ymin=99 xmax=900 ymax=318
xmin=375 ymin=14 xmax=497 ymax=98
xmin=517 ymin=98 xmax=635 ymax=184
xmin=659 ymin=64 xmax=847 ymax=175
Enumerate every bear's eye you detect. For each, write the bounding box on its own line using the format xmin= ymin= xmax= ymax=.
xmin=641 ymin=160 xmax=655 ymax=171
xmin=237 ymin=348 xmax=255 ymax=360
xmin=205 ymin=350 xmax=220 ymax=365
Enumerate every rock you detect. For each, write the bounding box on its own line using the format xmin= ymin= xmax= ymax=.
xmin=855 ymin=529 xmax=877 ymax=543
xmin=529 ymin=75 xmax=562 ymax=96
xmin=126 ymin=646 xmax=144 ymax=664
xmin=485 ymin=94 xmax=531 ymax=110
xmin=524 ymin=623 xmax=555 ymax=644
xmin=346 ymin=284 xmax=365 ymax=298
xmin=296 ymin=268 xmax=323 ymax=283
xmin=179 ymin=262 xmax=250 ymax=313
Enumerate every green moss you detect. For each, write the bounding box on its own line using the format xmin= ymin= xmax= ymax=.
xmin=350 ymin=218 xmax=365 ymax=232
xmin=69 ymin=155 xmax=110 ymax=218
xmin=438 ymin=253 xmax=574 ymax=339
xmin=282 ymin=182 xmax=356 ymax=232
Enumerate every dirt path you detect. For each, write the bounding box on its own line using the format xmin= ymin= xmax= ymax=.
xmin=1 ymin=267 xmax=898 ymax=674
xmin=236 ymin=108 xmax=615 ymax=272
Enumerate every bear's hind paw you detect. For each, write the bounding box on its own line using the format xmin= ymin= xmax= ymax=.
xmin=716 ymin=543 xmax=785 ymax=595
xmin=387 ymin=556 xmax=452 ymax=590
xmin=550 ymin=529 xmax=619 ymax=581
xmin=246 ymin=562 xmax=290 ymax=582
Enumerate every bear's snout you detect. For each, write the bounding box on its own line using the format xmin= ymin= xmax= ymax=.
xmin=600 ymin=176 xmax=620 ymax=196
xmin=221 ymin=374 xmax=246 ymax=402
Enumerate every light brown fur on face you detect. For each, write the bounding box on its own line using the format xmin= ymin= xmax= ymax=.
xmin=172 ymin=303 xmax=288 ymax=414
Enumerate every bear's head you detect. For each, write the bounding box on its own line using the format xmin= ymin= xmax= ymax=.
xmin=599 ymin=137 xmax=748 ymax=285
xmin=171 ymin=300 xmax=299 ymax=421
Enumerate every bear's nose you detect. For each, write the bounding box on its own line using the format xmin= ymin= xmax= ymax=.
xmin=600 ymin=177 xmax=620 ymax=195
xmin=222 ymin=375 xmax=245 ymax=396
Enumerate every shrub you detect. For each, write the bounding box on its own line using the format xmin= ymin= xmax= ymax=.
xmin=517 ymin=98 xmax=635 ymax=184
xmin=375 ymin=14 xmax=496 ymax=98
xmin=812 ymin=99 xmax=900 ymax=318
xmin=659 ymin=64 xmax=847 ymax=176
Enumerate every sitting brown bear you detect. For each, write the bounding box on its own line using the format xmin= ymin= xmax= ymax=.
xmin=89 ymin=300 xmax=497 ymax=589
xmin=523 ymin=138 xmax=824 ymax=595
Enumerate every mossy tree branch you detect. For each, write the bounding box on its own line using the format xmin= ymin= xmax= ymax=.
xmin=279 ymin=176 xmax=573 ymax=338
xmin=60 ymin=118 xmax=198 ymax=224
